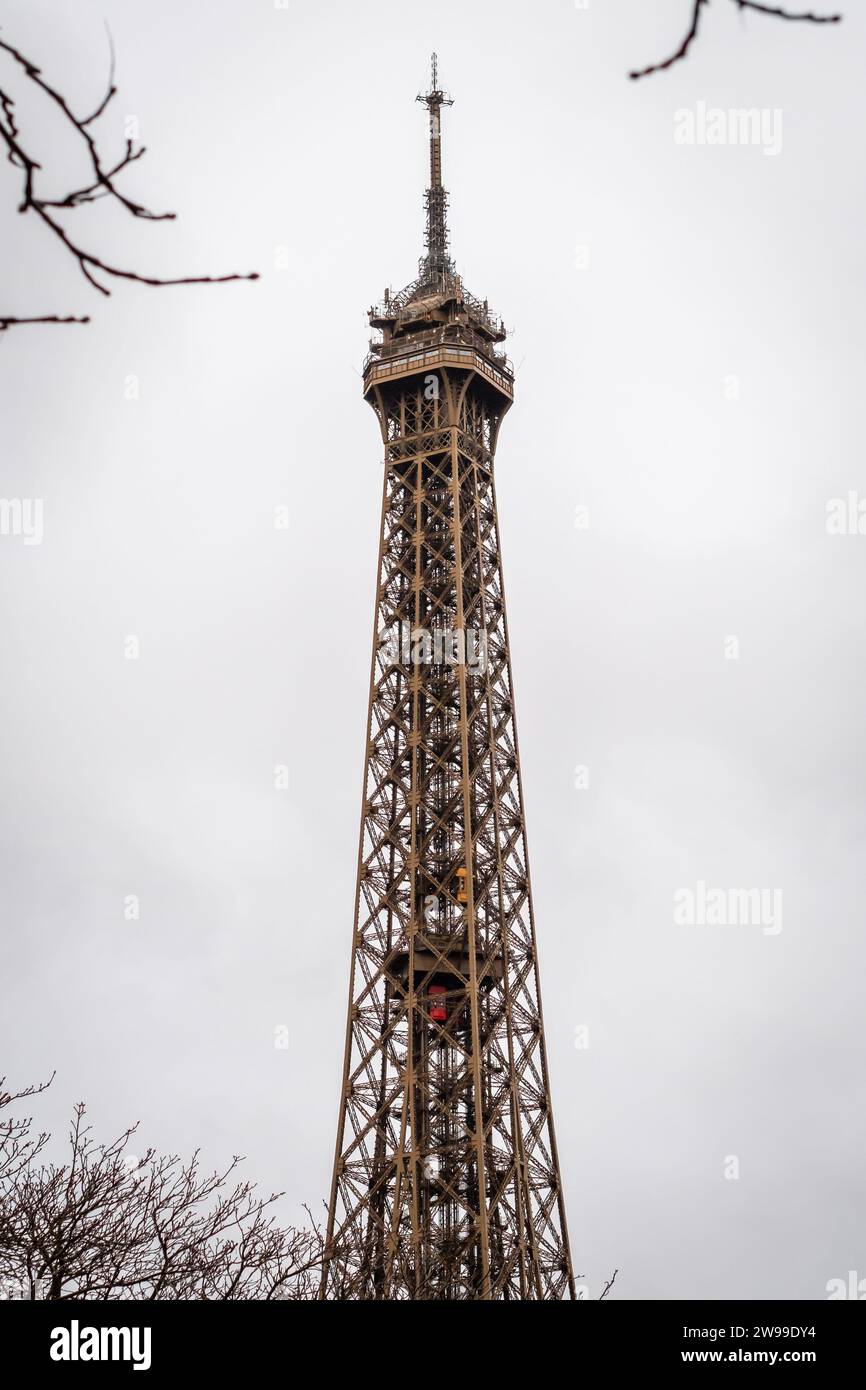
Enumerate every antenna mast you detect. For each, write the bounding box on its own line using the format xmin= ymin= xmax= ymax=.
xmin=417 ymin=52 xmax=454 ymax=276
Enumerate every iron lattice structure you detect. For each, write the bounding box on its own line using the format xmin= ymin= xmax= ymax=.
xmin=322 ymin=56 xmax=575 ymax=1301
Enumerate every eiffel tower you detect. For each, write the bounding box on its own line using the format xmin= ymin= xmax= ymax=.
xmin=321 ymin=55 xmax=575 ymax=1301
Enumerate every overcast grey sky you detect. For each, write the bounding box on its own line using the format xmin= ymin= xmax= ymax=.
xmin=1 ymin=0 xmax=863 ymax=1299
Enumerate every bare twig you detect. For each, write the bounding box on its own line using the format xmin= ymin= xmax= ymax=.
xmin=0 ymin=315 xmax=90 ymax=331
xmin=0 ymin=26 xmax=258 ymax=328
xmin=630 ymin=0 xmax=710 ymax=80
xmin=734 ymin=1 xmax=841 ymax=19
xmin=629 ymin=0 xmax=841 ymax=80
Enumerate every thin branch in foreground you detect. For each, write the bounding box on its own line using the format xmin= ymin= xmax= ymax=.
xmin=734 ymin=1 xmax=841 ymax=19
xmin=0 ymin=26 xmax=258 ymax=329
xmin=628 ymin=0 xmax=842 ymax=80
xmin=1 ymin=314 xmax=90 ymax=332
xmin=630 ymin=0 xmax=710 ymax=80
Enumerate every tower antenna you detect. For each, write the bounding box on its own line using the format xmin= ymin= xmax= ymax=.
xmin=416 ymin=51 xmax=454 ymax=275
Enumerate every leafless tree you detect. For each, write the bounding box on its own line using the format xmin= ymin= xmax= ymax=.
xmin=629 ymin=0 xmax=842 ymax=80
xmin=0 ymin=27 xmax=257 ymax=332
xmin=0 ymin=1087 xmax=323 ymax=1300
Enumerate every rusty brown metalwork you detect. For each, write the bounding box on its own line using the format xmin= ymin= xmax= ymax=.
xmin=321 ymin=55 xmax=574 ymax=1301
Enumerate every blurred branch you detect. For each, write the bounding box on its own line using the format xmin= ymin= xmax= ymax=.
xmin=0 ymin=26 xmax=258 ymax=331
xmin=0 ymin=314 xmax=90 ymax=329
xmin=629 ymin=0 xmax=842 ymax=80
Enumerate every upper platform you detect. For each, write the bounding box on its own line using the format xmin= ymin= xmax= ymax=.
xmin=363 ymin=268 xmax=514 ymax=404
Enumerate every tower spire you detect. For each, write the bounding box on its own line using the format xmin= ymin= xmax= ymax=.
xmin=416 ymin=51 xmax=454 ymax=276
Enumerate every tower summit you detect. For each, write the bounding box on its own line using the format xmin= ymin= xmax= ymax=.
xmin=321 ymin=56 xmax=575 ymax=1301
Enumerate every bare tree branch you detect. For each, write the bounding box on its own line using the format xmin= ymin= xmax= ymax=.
xmin=734 ymin=1 xmax=841 ymax=20
xmin=0 ymin=315 xmax=90 ymax=330
xmin=629 ymin=0 xmax=841 ymax=80
xmin=0 ymin=26 xmax=258 ymax=330
xmin=630 ymin=0 xmax=710 ymax=80
xmin=0 ymin=1073 xmax=54 ymax=1187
